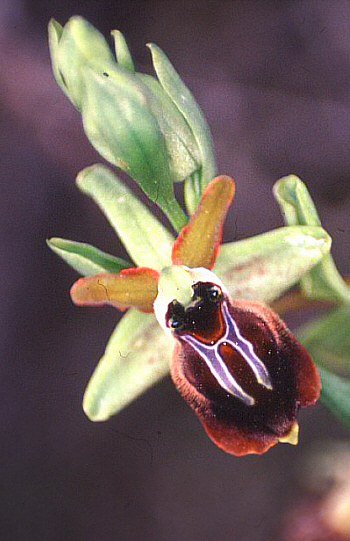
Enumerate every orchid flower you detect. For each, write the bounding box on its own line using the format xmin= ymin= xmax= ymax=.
xmin=49 ymin=169 xmax=328 ymax=456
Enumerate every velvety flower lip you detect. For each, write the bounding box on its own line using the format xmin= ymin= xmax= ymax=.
xmin=70 ymin=175 xmax=322 ymax=456
xmin=168 ymin=287 xmax=321 ymax=456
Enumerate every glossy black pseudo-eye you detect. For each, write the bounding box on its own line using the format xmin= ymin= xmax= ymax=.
xmin=167 ymin=300 xmax=185 ymax=329
xmin=192 ymin=282 xmax=221 ymax=304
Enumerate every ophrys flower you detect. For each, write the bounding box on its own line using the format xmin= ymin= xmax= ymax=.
xmin=66 ymin=174 xmax=323 ymax=455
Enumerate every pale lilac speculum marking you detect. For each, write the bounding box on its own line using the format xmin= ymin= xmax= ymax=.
xmin=181 ymin=299 xmax=273 ymax=406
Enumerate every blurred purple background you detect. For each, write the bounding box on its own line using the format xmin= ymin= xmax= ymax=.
xmin=1 ymin=1 xmax=350 ymax=540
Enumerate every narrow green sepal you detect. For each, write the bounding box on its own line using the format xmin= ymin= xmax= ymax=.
xmin=317 ymin=365 xmax=350 ymax=427
xmin=147 ymin=43 xmax=217 ymax=206
xmin=214 ymin=225 xmax=331 ymax=303
xmin=76 ymin=165 xmax=174 ymax=271
xmin=83 ymin=309 xmax=173 ymax=421
xmin=111 ymin=30 xmax=135 ymax=73
xmin=274 ymin=175 xmax=350 ymax=303
xmin=47 ymin=237 xmax=132 ymax=276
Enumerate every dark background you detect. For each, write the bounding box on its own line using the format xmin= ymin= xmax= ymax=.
xmin=1 ymin=1 xmax=350 ymax=540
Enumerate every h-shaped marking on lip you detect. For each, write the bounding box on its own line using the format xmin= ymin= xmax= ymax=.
xmin=182 ymin=301 xmax=273 ymax=406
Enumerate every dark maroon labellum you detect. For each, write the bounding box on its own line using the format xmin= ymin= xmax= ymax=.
xmin=167 ymin=282 xmax=321 ymax=456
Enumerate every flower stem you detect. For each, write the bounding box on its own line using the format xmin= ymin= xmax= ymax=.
xmin=160 ymin=195 xmax=188 ymax=232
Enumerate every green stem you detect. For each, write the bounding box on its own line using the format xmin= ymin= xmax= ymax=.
xmin=199 ymin=144 xmax=217 ymax=194
xmin=184 ymin=169 xmax=202 ymax=216
xmin=159 ymin=195 xmax=188 ymax=232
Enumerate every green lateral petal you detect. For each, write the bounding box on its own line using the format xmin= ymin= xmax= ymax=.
xmin=77 ymin=165 xmax=174 ymax=270
xmin=47 ymin=237 xmax=132 ymax=275
xmin=274 ymin=175 xmax=350 ymax=303
xmin=111 ymin=30 xmax=135 ymax=73
xmin=214 ymin=225 xmax=331 ymax=303
xmin=172 ymin=176 xmax=235 ymax=269
xmin=70 ymin=267 xmax=159 ymax=312
xmin=147 ymin=43 xmax=217 ymax=209
xmin=316 ymin=365 xmax=350 ymax=427
xmin=49 ymin=17 xmax=115 ymax=110
xmin=297 ymin=304 xmax=350 ymax=377
xmin=83 ymin=309 xmax=174 ymax=421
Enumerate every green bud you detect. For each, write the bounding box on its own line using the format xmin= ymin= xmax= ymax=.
xmin=48 ymin=16 xmax=217 ymax=229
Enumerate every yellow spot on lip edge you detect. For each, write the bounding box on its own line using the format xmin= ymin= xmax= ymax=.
xmin=279 ymin=422 xmax=299 ymax=445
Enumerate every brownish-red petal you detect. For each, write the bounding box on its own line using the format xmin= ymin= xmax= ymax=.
xmin=70 ymin=267 xmax=159 ymax=313
xmin=172 ymin=175 xmax=235 ymax=269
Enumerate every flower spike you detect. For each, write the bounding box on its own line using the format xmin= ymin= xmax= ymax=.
xmin=70 ymin=267 xmax=159 ymax=313
xmin=172 ymin=175 xmax=235 ymax=269
xmin=48 ymin=18 xmax=328 ymax=456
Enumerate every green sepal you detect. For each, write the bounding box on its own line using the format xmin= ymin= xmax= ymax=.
xmin=297 ymin=304 xmax=350 ymax=377
xmin=111 ymin=30 xmax=135 ymax=73
xmin=274 ymin=175 xmax=350 ymax=303
xmin=214 ymin=225 xmax=331 ymax=303
xmin=83 ymin=309 xmax=173 ymax=421
xmin=48 ymin=16 xmax=115 ymax=110
xmin=80 ymin=67 xmax=187 ymax=231
xmin=47 ymin=237 xmax=132 ymax=276
xmin=316 ymin=365 xmax=350 ymax=427
xmin=76 ymin=165 xmax=174 ymax=271
xmin=147 ymin=43 xmax=217 ymax=211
